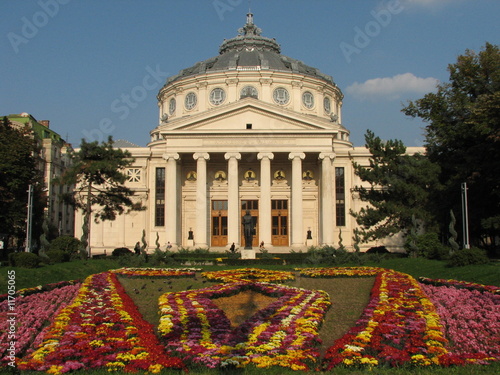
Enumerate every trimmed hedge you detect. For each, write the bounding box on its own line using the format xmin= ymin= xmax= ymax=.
xmin=9 ymin=252 xmax=41 ymax=268
xmin=112 ymin=247 xmax=133 ymax=256
xmin=447 ymin=247 xmax=490 ymax=267
xmin=45 ymin=250 xmax=70 ymax=264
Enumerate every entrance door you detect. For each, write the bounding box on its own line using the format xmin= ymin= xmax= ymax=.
xmin=211 ymin=200 xmax=228 ymax=247
xmin=241 ymin=200 xmax=259 ymax=247
xmin=271 ymin=200 xmax=289 ymax=246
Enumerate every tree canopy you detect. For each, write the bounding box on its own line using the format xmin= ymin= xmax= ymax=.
xmin=0 ymin=117 xmax=42 ymax=247
xmin=58 ymin=136 xmax=141 ymax=255
xmin=403 ymin=42 xmax=500 ymax=248
xmin=351 ymin=130 xmax=441 ymax=243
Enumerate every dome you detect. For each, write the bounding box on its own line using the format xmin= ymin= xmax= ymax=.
xmin=165 ymin=13 xmax=335 ymax=86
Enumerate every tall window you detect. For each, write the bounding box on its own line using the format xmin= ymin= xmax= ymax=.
xmin=155 ymin=167 xmax=165 ymax=226
xmin=335 ymin=167 xmax=345 ymax=226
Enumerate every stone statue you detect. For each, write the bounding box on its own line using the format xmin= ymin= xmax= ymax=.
xmin=242 ymin=210 xmax=254 ymax=249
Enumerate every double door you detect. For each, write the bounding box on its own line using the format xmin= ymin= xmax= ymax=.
xmin=211 ymin=200 xmax=228 ymax=246
xmin=271 ymin=200 xmax=288 ymax=246
xmin=211 ymin=199 xmax=288 ymax=247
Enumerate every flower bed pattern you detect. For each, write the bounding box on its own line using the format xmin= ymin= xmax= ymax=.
xmin=419 ymin=277 xmax=500 ymax=295
xmin=298 ymin=266 xmax=383 ymax=278
xmin=321 ymin=268 xmax=449 ymax=368
xmin=3 ymin=266 xmax=497 ymax=373
xmin=158 ymin=281 xmax=330 ymax=370
xmin=18 ymin=272 xmax=184 ymax=374
xmin=0 ymin=280 xmax=80 ymax=302
xmin=111 ymin=267 xmax=201 ymax=278
xmin=202 ymin=268 xmax=294 ymax=283
xmin=422 ymin=284 xmax=500 ymax=362
xmin=0 ymin=283 xmax=81 ymax=365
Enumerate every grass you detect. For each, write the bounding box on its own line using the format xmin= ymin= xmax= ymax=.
xmin=1 ymin=256 xmax=499 ymax=292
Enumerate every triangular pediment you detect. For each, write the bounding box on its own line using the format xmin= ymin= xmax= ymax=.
xmin=157 ymin=99 xmax=338 ymax=134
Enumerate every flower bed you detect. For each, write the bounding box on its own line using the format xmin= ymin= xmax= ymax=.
xmin=298 ymin=266 xmax=383 ymax=278
xmin=321 ymin=268 xmax=449 ymax=369
xmin=111 ymin=267 xmax=201 ymax=278
xmin=422 ymin=284 xmax=500 ymax=362
xmin=419 ymin=277 xmax=500 ymax=295
xmin=202 ymin=268 xmax=294 ymax=283
xmin=18 ymin=272 xmax=184 ymax=374
xmin=0 ymin=283 xmax=81 ymax=365
xmin=3 ymin=266 xmax=497 ymax=372
xmin=0 ymin=280 xmax=80 ymax=302
xmin=158 ymin=281 xmax=330 ymax=370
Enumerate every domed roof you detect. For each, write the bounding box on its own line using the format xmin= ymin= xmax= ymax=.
xmin=166 ymin=13 xmax=334 ymax=85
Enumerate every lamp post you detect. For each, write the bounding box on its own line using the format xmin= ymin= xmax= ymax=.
xmin=461 ymin=182 xmax=470 ymax=249
xmin=25 ymin=184 xmax=34 ymax=252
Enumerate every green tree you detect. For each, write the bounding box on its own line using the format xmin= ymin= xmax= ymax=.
xmin=403 ymin=43 xmax=500 ymax=249
xmin=58 ymin=136 xmax=141 ymax=257
xmin=0 ymin=117 xmax=44 ymax=248
xmin=351 ymin=130 xmax=441 ymax=243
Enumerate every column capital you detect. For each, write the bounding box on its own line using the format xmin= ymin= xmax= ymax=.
xmin=257 ymin=152 xmax=274 ymax=161
xmin=288 ymin=152 xmax=306 ymax=161
xmin=319 ymin=152 xmax=336 ymax=161
xmin=224 ymin=152 xmax=241 ymax=161
xmin=193 ymin=152 xmax=210 ymax=161
xmin=163 ymin=153 xmax=180 ymax=162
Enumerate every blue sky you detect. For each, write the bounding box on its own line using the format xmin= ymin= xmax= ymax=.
xmin=2 ymin=0 xmax=499 ymax=147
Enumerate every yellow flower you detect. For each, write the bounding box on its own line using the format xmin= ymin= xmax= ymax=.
xmin=47 ymin=365 xmax=64 ymax=375
xmin=148 ymin=364 xmax=163 ymax=373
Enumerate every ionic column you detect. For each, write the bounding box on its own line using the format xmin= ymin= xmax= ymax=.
xmin=288 ymin=152 xmax=306 ymax=249
xmin=257 ymin=152 xmax=274 ymax=249
xmin=319 ymin=152 xmax=336 ymax=246
xmin=193 ymin=153 xmax=210 ymax=248
xmin=224 ymin=152 xmax=241 ymax=247
xmin=163 ymin=153 xmax=180 ymax=247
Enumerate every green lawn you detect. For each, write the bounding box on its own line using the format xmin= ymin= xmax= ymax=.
xmin=2 ymin=256 xmax=498 ymax=291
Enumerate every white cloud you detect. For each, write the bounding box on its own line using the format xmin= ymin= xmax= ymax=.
xmin=346 ymin=73 xmax=439 ymax=100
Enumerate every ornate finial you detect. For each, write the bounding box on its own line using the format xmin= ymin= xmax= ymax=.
xmin=238 ymin=12 xmax=261 ymax=36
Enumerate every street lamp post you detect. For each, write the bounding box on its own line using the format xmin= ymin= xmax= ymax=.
xmin=25 ymin=184 xmax=34 ymax=252
xmin=461 ymin=182 xmax=470 ymax=249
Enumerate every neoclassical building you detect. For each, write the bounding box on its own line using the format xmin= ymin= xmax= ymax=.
xmin=76 ymin=14 xmax=422 ymax=254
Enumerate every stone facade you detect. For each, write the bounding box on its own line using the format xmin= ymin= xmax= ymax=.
xmin=75 ymin=14 xmax=423 ymax=254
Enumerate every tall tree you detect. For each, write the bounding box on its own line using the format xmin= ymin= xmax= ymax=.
xmin=351 ymin=130 xmax=441 ymax=243
xmin=403 ymin=43 xmax=500 ymax=248
xmin=58 ymin=136 xmax=140 ymax=257
xmin=0 ymin=117 xmax=44 ymax=249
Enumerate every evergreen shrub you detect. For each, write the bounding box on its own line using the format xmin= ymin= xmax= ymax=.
xmin=112 ymin=247 xmax=133 ymax=256
xmin=45 ymin=250 xmax=70 ymax=263
xmin=49 ymin=236 xmax=81 ymax=255
xmin=415 ymin=232 xmax=449 ymax=260
xmin=9 ymin=252 xmax=41 ymax=268
xmin=447 ymin=247 xmax=490 ymax=267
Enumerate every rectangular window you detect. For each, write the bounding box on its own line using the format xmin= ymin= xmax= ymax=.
xmin=335 ymin=167 xmax=346 ymax=226
xmin=155 ymin=167 xmax=165 ymax=227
